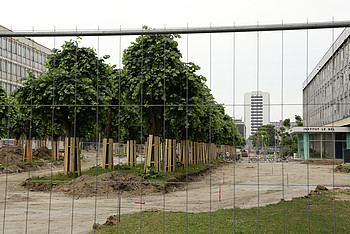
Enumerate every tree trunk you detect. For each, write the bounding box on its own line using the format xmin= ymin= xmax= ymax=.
xmin=105 ymin=105 xmax=112 ymax=139
xmin=149 ymin=108 xmax=162 ymax=136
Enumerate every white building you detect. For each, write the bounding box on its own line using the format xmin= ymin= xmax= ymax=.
xmin=0 ymin=25 xmax=50 ymax=94
xmin=294 ymin=27 xmax=350 ymax=160
xmin=303 ymin=28 xmax=350 ymax=127
xmin=244 ymin=91 xmax=270 ymax=137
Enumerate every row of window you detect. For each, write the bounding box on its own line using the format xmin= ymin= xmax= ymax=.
xmin=0 ymin=59 xmax=31 ymax=78
xmin=0 ymin=37 xmax=48 ymax=65
xmin=0 ymin=82 xmax=18 ymax=95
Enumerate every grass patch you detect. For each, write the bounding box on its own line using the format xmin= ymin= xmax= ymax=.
xmin=29 ymin=165 xmax=117 ymax=183
xmin=43 ymin=156 xmax=64 ymax=161
xmin=92 ymin=190 xmax=350 ymax=233
xmin=339 ymin=165 xmax=350 ymax=169
xmin=29 ymin=161 xmax=219 ymax=183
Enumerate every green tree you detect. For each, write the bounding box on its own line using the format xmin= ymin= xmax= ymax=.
xmin=282 ymin=118 xmax=291 ymax=129
xmin=0 ymin=86 xmax=8 ymax=138
xmin=15 ymin=39 xmax=111 ymax=139
xmin=295 ymin=115 xmax=303 ymax=126
xmin=122 ymin=29 xmax=245 ymax=146
xmin=122 ymin=31 xmax=187 ymax=137
xmin=255 ymin=124 xmax=276 ymax=146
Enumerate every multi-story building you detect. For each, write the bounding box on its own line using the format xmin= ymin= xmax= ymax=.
xmin=234 ymin=118 xmax=246 ymax=139
xmin=0 ymin=25 xmax=50 ymax=94
xmin=291 ymin=27 xmax=350 ymax=160
xmin=303 ymin=28 xmax=350 ymax=127
xmin=244 ymin=91 xmax=270 ymax=137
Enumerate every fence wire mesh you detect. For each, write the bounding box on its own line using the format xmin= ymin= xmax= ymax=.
xmin=0 ymin=21 xmax=350 ymax=233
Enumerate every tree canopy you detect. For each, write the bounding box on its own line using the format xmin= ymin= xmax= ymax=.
xmin=0 ymin=86 xmax=8 ymax=138
xmin=14 ymin=39 xmax=112 ymax=139
xmin=8 ymin=34 xmax=245 ymax=147
xmin=122 ymin=31 xmax=245 ymax=146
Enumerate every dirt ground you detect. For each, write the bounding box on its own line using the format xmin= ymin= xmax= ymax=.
xmin=0 ymin=146 xmax=64 ymax=174
xmin=0 ymin=157 xmax=349 ymax=234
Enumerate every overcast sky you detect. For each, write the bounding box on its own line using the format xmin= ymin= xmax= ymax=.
xmin=2 ymin=0 xmax=350 ymax=123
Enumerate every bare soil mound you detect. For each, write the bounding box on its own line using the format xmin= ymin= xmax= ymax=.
xmin=335 ymin=165 xmax=350 ymax=173
xmin=32 ymin=147 xmax=51 ymax=160
xmin=23 ymin=162 xmax=227 ymax=198
xmin=24 ymin=171 xmax=162 ymax=198
xmin=0 ymin=145 xmax=61 ymax=174
xmin=63 ymin=171 xmax=162 ymax=197
xmin=0 ymin=145 xmax=23 ymax=164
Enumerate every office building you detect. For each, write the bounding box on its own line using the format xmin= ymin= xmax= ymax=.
xmin=0 ymin=25 xmax=50 ymax=94
xmin=303 ymin=28 xmax=350 ymax=127
xmin=291 ymin=27 xmax=350 ymax=159
xmin=244 ymin=91 xmax=270 ymax=137
xmin=234 ymin=118 xmax=246 ymax=139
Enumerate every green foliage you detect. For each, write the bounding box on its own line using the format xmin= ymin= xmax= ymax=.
xmin=277 ymin=115 xmax=304 ymax=154
xmin=9 ymin=33 xmax=245 ymax=146
xmin=137 ymin=166 xmax=164 ymax=179
xmin=0 ymin=86 xmax=8 ymax=138
xmin=122 ymin=29 xmax=245 ymax=146
xmin=279 ymin=145 xmax=298 ymax=156
xmin=14 ymin=39 xmax=112 ymax=139
xmin=283 ymin=118 xmax=291 ymax=129
xmin=295 ymin=114 xmax=303 ymax=126
xmin=250 ymin=125 xmax=275 ymax=147
xmin=114 ymin=163 xmax=131 ymax=170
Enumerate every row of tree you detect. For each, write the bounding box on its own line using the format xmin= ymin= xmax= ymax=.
xmin=249 ymin=115 xmax=303 ymax=149
xmin=0 ymin=31 xmax=245 ymax=146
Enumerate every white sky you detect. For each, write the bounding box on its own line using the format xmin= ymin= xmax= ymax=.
xmin=2 ymin=0 xmax=350 ymax=123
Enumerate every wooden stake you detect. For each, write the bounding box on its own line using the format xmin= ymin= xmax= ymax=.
xmin=154 ymin=136 xmax=159 ymax=171
xmin=172 ymin=139 xmax=176 ymax=172
xmin=23 ymin=140 xmax=33 ymax=163
xmin=64 ymin=137 xmax=69 ymax=174
xmin=102 ymin=138 xmax=107 ymax=168
xmin=64 ymin=137 xmax=81 ymax=175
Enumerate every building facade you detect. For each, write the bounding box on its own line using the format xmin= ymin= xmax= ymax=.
xmin=244 ymin=91 xmax=270 ymax=137
xmin=234 ymin=118 xmax=246 ymax=139
xmin=294 ymin=28 xmax=350 ymax=159
xmin=0 ymin=25 xmax=50 ymax=94
xmin=303 ymin=28 xmax=350 ymax=127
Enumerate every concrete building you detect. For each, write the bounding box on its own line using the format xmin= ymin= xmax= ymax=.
xmin=303 ymin=28 xmax=350 ymax=127
xmin=292 ymin=27 xmax=350 ymax=160
xmin=234 ymin=118 xmax=246 ymax=139
xmin=244 ymin=91 xmax=270 ymax=137
xmin=0 ymin=25 xmax=50 ymax=94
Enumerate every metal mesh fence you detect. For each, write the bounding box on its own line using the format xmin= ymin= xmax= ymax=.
xmin=0 ymin=21 xmax=350 ymax=233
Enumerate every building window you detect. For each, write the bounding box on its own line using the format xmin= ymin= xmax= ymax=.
xmin=12 ymin=64 xmax=16 ymax=75
xmin=18 ymin=44 xmax=21 ymax=56
xmin=7 ymin=62 xmax=11 ymax=74
xmin=22 ymin=46 xmax=26 ymax=58
xmin=13 ymin=42 xmax=17 ymax=54
xmin=7 ymin=40 xmax=11 ymax=53
xmin=2 ymin=60 xmax=6 ymax=73
xmin=2 ymin=38 xmax=7 ymax=51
